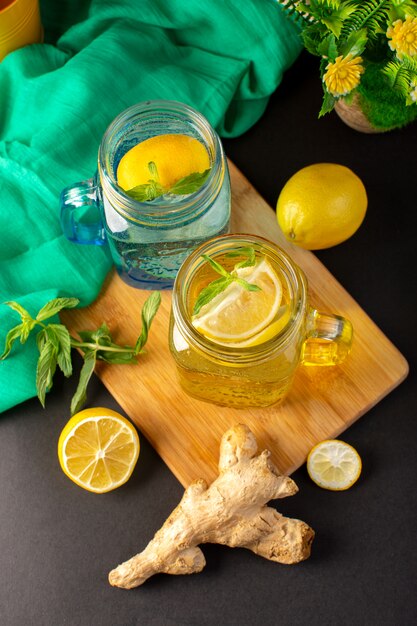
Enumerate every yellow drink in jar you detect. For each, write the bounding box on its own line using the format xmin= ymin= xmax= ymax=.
xmin=169 ymin=234 xmax=353 ymax=408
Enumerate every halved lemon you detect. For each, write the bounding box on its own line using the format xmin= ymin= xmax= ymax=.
xmin=117 ymin=133 xmax=210 ymax=191
xmin=307 ymin=439 xmax=362 ymax=491
xmin=192 ymin=258 xmax=282 ymax=344
xmin=58 ymin=407 xmax=140 ymax=493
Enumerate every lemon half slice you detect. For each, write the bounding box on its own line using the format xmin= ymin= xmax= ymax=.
xmin=307 ymin=439 xmax=362 ymax=491
xmin=117 ymin=133 xmax=210 ymax=191
xmin=58 ymin=408 xmax=140 ymax=493
xmin=192 ymin=258 xmax=282 ymax=344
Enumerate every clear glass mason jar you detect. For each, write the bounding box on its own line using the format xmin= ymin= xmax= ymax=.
xmin=169 ymin=234 xmax=353 ymax=408
xmin=60 ymin=100 xmax=231 ymax=289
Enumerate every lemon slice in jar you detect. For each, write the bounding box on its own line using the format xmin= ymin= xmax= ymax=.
xmin=117 ymin=133 xmax=210 ymax=192
xmin=192 ymin=258 xmax=282 ymax=344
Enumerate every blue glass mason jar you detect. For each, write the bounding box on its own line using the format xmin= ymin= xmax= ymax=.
xmin=60 ymin=100 xmax=231 ymax=289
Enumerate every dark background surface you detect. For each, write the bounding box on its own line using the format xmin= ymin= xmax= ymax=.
xmin=1 ymin=52 xmax=416 ymax=626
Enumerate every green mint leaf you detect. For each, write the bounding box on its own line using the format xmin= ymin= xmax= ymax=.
xmin=125 ymin=181 xmax=164 ymax=202
xmin=193 ymin=277 xmax=232 ymax=316
xmin=134 ymin=291 xmax=162 ymax=354
xmin=235 ymin=278 xmax=262 ymax=292
xmin=45 ymin=326 xmax=60 ymax=351
xmin=0 ymin=323 xmax=24 ymax=360
xmin=168 ymin=169 xmax=211 ymax=196
xmin=36 ymin=338 xmax=58 ymax=408
xmin=98 ymin=351 xmax=137 ymax=365
xmin=192 ymin=247 xmax=262 ymax=316
xmin=76 ymin=324 xmax=112 ymax=347
xmin=49 ymin=324 xmax=72 ymax=377
xmin=91 ymin=323 xmax=112 ymax=345
xmin=36 ymin=328 xmax=48 ymax=353
xmin=230 ymin=246 xmax=257 ymax=270
xmin=70 ymin=351 xmax=97 ymax=415
xmin=202 ymin=254 xmax=231 ymax=279
xmin=77 ymin=330 xmax=96 ymax=344
xmin=19 ymin=319 xmax=36 ymax=344
xmin=36 ymin=297 xmax=79 ymax=322
xmin=5 ymin=301 xmax=32 ymax=321
xmin=148 ymin=161 xmax=159 ymax=181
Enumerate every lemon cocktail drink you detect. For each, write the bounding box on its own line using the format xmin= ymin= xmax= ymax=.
xmin=111 ymin=118 xmax=230 ymax=288
xmin=169 ymin=234 xmax=353 ymax=408
xmin=60 ymin=100 xmax=230 ymax=289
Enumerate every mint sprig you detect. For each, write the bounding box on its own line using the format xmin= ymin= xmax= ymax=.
xmin=124 ymin=161 xmax=211 ymax=202
xmin=1 ymin=292 xmax=161 ymax=415
xmin=193 ymin=247 xmax=261 ymax=316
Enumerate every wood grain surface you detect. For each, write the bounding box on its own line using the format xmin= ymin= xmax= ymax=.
xmin=61 ymin=161 xmax=408 ymax=487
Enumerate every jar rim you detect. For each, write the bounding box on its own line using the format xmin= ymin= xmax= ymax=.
xmin=97 ymin=99 xmax=224 ymax=227
xmin=172 ymin=233 xmax=308 ymax=364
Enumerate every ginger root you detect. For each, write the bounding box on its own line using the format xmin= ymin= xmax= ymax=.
xmin=109 ymin=424 xmax=314 ymax=588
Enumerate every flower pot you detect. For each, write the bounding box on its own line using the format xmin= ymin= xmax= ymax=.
xmin=334 ymin=96 xmax=389 ymax=134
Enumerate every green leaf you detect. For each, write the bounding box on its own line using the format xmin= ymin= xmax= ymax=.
xmin=134 ymin=291 xmax=162 ymax=354
xmin=319 ymin=90 xmax=337 ymax=117
xmin=5 ymin=301 xmax=32 ymax=320
xmin=19 ymin=319 xmax=36 ymax=344
xmin=36 ymin=328 xmax=48 ymax=352
xmin=192 ymin=277 xmax=232 ymax=316
xmin=202 ymin=254 xmax=230 ymax=278
xmin=302 ymin=31 xmax=323 ymax=57
xmin=76 ymin=330 xmax=97 ymax=344
xmin=321 ymin=15 xmax=344 ymax=38
xmin=148 ymin=161 xmax=159 ymax=181
xmin=192 ymin=246 xmax=263 ymax=316
xmin=49 ymin=324 xmax=73 ymax=377
xmin=76 ymin=323 xmax=112 ymax=347
xmin=235 ymin=279 xmax=262 ymax=292
xmin=125 ymin=180 xmax=165 ymax=202
xmin=36 ymin=297 xmax=79 ymax=322
xmin=231 ymin=246 xmax=257 ymax=270
xmin=98 ymin=350 xmax=137 ymax=364
xmin=168 ymin=169 xmax=211 ymax=196
xmin=340 ymin=28 xmax=367 ymax=57
xmin=91 ymin=323 xmax=112 ymax=344
xmin=0 ymin=323 xmax=24 ymax=360
xmin=125 ymin=161 xmax=211 ymax=201
xmin=317 ymin=34 xmax=338 ymax=60
xmin=70 ymin=351 xmax=97 ymax=415
xmin=36 ymin=339 xmax=58 ymax=408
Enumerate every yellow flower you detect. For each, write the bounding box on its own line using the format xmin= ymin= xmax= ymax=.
xmin=323 ymin=54 xmax=364 ymax=97
xmin=387 ymin=15 xmax=417 ymax=59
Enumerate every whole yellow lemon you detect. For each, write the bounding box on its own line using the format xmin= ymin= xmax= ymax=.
xmin=276 ymin=163 xmax=367 ymax=250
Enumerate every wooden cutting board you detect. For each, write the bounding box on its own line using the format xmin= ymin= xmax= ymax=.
xmin=61 ymin=161 xmax=408 ymax=487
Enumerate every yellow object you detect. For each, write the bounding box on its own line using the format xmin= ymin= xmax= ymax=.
xmin=276 ymin=163 xmax=367 ymax=250
xmin=116 ymin=133 xmax=210 ymax=191
xmin=387 ymin=15 xmax=417 ymax=60
xmin=0 ymin=0 xmax=43 ymax=62
xmin=307 ymin=439 xmax=362 ymax=490
xmin=192 ymin=258 xmax=283 ymax=343
xmin=57 ymin=407 xmax=140 ymax=493
xmin=323 ymin=54 xmax=364 ymax=97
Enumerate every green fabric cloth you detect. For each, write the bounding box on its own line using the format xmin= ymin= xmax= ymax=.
xmin=0 ymin=0 xmax=301 ymax=413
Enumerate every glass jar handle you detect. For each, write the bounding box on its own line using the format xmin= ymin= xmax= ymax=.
xmin=60 ymin=176 xmax=106 ymax=245
xmin=301 ymin=308 xmax=353 ymax=366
